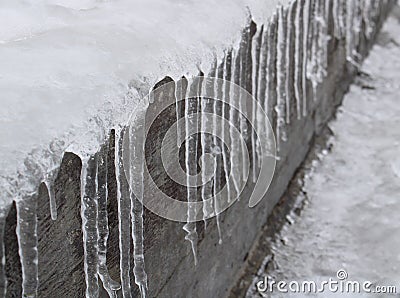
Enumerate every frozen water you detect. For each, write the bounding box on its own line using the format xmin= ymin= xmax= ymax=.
xmin=248 ymin=15 xmax=400 ymax=298
xmin=0 ymin=0 xmax=290 ymax=209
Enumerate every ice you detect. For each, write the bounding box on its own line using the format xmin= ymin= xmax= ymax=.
xmin=214 ymin=58 xmax=225 ymax=244
xmin=80 ymin=157 xmax=99 ymax=297
xmin=248 ymin=16 xmax=400 ymax=295
xmin=183 ymin=77 xmax=201 ymax=265
xmin=127 ymin=98 xmax=149 ymax=297
xmin=251 ymin=26 xmax=262 ymax=182
xmin=222 ymin=51 xmax=233 ymax=202
xmin=16 ymin=196 xmax=39 ymax=298
xmin=229 ymin=49 xmax=242 ymax=195
xmin=302 ymin=0 xmax=311 ymax=116
xmin=0 ymin=0 xmax=386 ymax=296
xmin=97 ymin=144 xmax=120 ymax=297
xmin=275 ymin=6 xmax=288 ymax=150
xmin=201 ymin=74 xmax=215 ymax=223
xmin=285 ymin=2 xmax=295 ymax=124
xmin=0 ymin=0 xmax=290 ymax=212
xmin=0 ymin=206 xmax=9 ymax=297
xmin=115 ymin=128 xmax=132 ymax=298
xmin=294 ymin=0 xmax=304 ymax=119
xmin=238 ymin=26 xmax=250 ymax=183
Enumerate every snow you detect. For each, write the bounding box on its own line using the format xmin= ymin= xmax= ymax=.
xmin=0 ymin=0 xmax=289 ymax=207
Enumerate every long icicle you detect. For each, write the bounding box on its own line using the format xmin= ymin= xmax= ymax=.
xmin=294 ymin=0 xmax=305 ymax=119
xmin=213 ymin=58 xmax=225 ymax=244
xmin=97 ymin=143 xmax=120 ymax=297
xmin=222 ymin=50 xmax=233 ymax=203
xmin=302 ymin=0 xmax=311 ymax=116
xmin=265 ymin=13 xmax=278 ymax=146
xmin=257 ymin=23 xmax=270 ymax=161
xmin=183 ymin=77 xmax=200 ymax=265
xmin=115 ymin=128 xmax=132 ymax=298
xmin=202 ymin=71 xmax=215 ymax=224
xmin=275 ymin=6 xmax=288 ymax=150
xmin=229 ymin=49 xmax=241 ymax=196
xmin=285 ymin=2 xmax=295 ymax=124
xmin=16 ymin=195 xmax=39 ymax=298
xmin=81 ymin=156 xmax=99 ymax=298
xmin=251 ymin=25 xmax=263 ymax=182
xmin=129 ymin=99 xmax=148 ymax=297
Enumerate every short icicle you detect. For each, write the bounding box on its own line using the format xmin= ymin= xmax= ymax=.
xmin=44 ymin=178 xmax=57 ymax=221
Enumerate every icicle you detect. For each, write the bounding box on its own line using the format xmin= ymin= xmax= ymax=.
xmin=265 ymin=13 xmax=278 ymax=139
xmin=201 ymin=70 xmax=216 ymax=224
xmin=222 ymin=51 xmax=232 ymax=203
xmin=115 ymin=128 xmax=132 ymax=298
xmin=128 ymin=98 xmax=149 ymax=297
xmin=257 ymin=23 xmax=269 ymax=160
xmin=302 ymin=0 xmax=311 ymax=116
xmin=213 ymin=59 xmax=225 ymax=245
xmin=239 ymin=26 xmax=250 ymax=183
xmin=15 ymin=195 xmax=38 ymax=298
xmin=363 ymin=0 xmax=375 ymax=39
xmin=251 ymin=25 xmax=263 ymax=183
xmin=294 ymin=0 xmax=304 ymax=119
xmin=333 ymin=0 xmax=346 ymax=39
xmin=229 ymin=49 xmax=242 ymax=195
xmin=346 ymin=0 xmax=360 ymax=67
xmin=353 ymin=0 xmax=363 ymax=52
xmin=183 ymin=77 xmax=200 ymax=265
xmin=0 ymin=207 xmax=9 ymax=298
xmin=316 ymin=0 xmax=327 ymax=83
xmin=338 ymin=0 xmax=346 ymax=38
xmin=306 ymin=0 xmax=323 ymax=100
xmin=332 ymin=0 xmax=340 ymax=38
xmin=44 ymin=180 xmax=57 ymax=221
xmin=285 ymin=2 xmax=295 ymax=124
xmin=275 ymin=6 xmax=288 ymax=150
xmin=175 ymin=79 xmax=185 ymax=148
xmin=81 ymin=156 xmax=99 ymax=298
xmin=97 ymin=145 xmax=120 ymax=297
xmin=323 ymin=0 xmax=331 ymax=72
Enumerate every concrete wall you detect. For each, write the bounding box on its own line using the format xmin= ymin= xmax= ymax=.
xmin=3 ymin=0 xmax=395 ymax=297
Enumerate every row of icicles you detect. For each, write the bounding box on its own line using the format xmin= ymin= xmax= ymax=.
xmin=0 ymin=0 xmax=386 ymax=297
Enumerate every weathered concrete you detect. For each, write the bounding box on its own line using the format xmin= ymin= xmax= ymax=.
xmin=3 ymin=1 xmax=396 ymax=297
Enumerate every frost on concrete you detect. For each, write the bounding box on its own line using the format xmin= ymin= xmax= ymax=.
xmin=248 ymin=15 xmax=400 ymax=296
xmin=0 ymin=0 xmax=388 ymax=296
